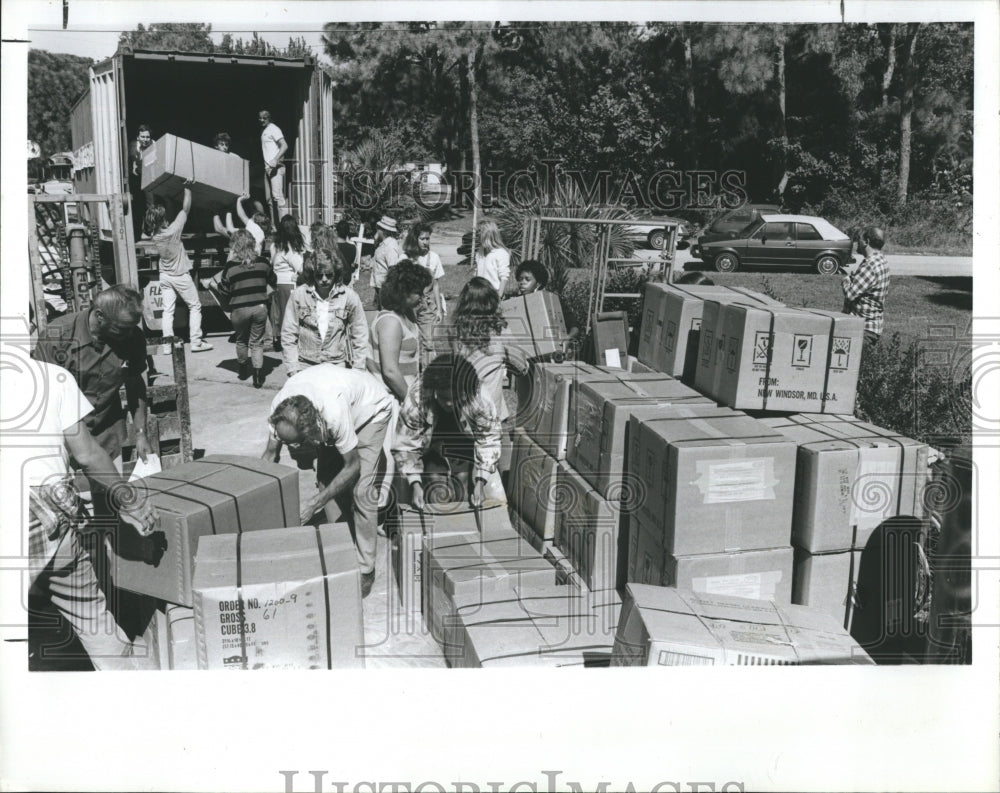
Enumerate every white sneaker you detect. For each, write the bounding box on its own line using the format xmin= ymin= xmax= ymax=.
xmin=190 ymin=340 xmax=214 ymax=352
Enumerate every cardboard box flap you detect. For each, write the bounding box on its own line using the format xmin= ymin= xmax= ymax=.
xmin=643 ymin=414 xmax=792 ymax=446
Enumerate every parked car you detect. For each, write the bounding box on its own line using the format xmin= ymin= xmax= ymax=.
xmin=624 ymin=212 xmax=695 ymax=249
xmin=699 ymin=203 xmax=781 ymax=244
xmin=691 ymin=214 xmax=855 ymax=274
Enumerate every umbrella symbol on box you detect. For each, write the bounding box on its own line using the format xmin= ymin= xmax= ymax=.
xmin=831 ymin=337 xmax=851 ymax=370
xmin=753 ymin=331 xmax=771 ymax=364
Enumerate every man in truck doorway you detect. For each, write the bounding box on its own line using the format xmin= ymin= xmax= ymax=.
xmin=128 ymin=124 xmax=154 ymax=241
xmin=258 ymin=109 xmax=289 ymax=225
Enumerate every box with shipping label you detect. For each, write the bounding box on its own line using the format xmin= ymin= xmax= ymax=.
xmin=793 ymin=548 xmax=861 ymax=631
xmin=455 ymin=584 xmax=616 ymax=668
xmin=637 ymin=283 xmax=783 ymax=380
xmin=508 ymin=429 xmax=561 ymax=543
xmin=611 ymin=584 xmax=874 ymax=666
xmin=422 ymin=531 xmax=555 ymax=664
xmin=141 ymin=134 xmax=251 ymax=210
xmin=553 ymin=463 xmax=628 ymax=593
xmin=632 ymin=413 xmax=796 ymax=555
xmin=192 ymin=523 xmax=363 ymax=670
xmin=694 ymin=301 xmax=864 ymax=413
xmin=110 ymin=455 xmax=300 ymax=606
xmin=500 ymin=292 xmax=569 ymax=363
xmin=759 ymin=415 xmax=930 ymax=552
xmin=664 ymin=546 xmax=794 ymax=604
xmin=389 ymin=501 xmax=514 ymax=625
xmin=569 ymin=378 xmax=720 ymax=499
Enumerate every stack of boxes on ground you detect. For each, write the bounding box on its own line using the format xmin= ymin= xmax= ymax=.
xmin=116 ymin=455 xmax=366 ymax=670
xmin=506 ymin=281 xmax=926 ymax=665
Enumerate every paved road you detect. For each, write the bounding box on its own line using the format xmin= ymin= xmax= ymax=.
xmin=434 ymin=229 xmax=972 ymax=277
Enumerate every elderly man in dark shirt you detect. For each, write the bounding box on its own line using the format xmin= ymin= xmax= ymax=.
xmin=33 ymin=285 xmax=152 ymax=469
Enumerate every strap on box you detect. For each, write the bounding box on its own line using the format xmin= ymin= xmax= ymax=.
xmin=314 ymin=525 xmax=334 ymax=669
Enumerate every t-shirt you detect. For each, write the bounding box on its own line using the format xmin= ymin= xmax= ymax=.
xmin=476 ymin=248 xmax=510 ymax=294
xmin=150 ymin=210 xmax=191 ymax=276
xmin=14 ymin=360 xmax=95 ymax=489
xmin=245 ymin=220 xmax=265 ymax=255
xmin=261 ymin=123 xmax=285 ymax=166
xmin=414 ymin=251 xmax=445 ymax=281
xmin=270 ymin=364 xmax=393 ymax=455
xmin=271 ymin=245 xmax=304 ymax=285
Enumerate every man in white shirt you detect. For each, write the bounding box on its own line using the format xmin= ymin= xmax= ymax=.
xmin=259 ymin=109 xmax=289 ymax=221
xmin=261 ymin=365 xmax=395 ymax=597
xmin=13 ymin=360 xmax=158 ymax=669
xmin=370 ymin=215 xmax=402 ymax=309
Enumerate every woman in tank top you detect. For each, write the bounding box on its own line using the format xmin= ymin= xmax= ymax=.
xmin=366 ymin=260 xmax=433 ymax=401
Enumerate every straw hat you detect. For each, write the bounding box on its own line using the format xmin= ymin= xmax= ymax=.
xmin=376 ymin=216 xmax=398 ymax=234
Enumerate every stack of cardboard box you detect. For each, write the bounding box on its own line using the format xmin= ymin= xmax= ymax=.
xmin=758 ymin=414 xmax=930 ymax=629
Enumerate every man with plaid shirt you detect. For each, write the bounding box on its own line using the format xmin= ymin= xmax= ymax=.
xmin=842 ymin=226 xmax=889 ymax=346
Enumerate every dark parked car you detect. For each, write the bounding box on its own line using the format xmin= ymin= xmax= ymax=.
xmin=691 ymin=214 xmax=855 ymax=274
xmin=699 ymin=203 xmax=781 ymax=244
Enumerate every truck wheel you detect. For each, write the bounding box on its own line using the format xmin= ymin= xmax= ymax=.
xmin=647 ymin=229 xmax=666 ymax=249
xmin=714 ymin=252 xmax=740 ymax=273
xmin=815 ymin=254 xmax=840 ymax=275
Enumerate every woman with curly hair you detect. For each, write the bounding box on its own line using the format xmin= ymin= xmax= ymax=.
xmin=367 ymin=260 xmax=432 ymax=401
xmin=393 ymin=352 xmax=503 ymax=508
xmin=451 ymin=277 xmax=528 ymax=424
xmin=269 ymin=214 xmax=307 ymax=351
xmin=403 ymin=222 xmax=446 ymax=364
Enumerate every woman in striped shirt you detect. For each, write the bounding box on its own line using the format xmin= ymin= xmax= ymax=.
xmin=222 ymin=229 xmax=273 ymax=388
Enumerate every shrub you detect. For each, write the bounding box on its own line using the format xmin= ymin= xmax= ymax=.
xmin=855 ymin=332 xmax=971 ymax=447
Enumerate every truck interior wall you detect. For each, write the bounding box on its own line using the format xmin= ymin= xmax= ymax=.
xmin=122 ymin=59 xmax=317 ymax=231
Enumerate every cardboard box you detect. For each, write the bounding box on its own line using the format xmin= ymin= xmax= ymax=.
xmin=553 ymin=463 xmax=627 ymax=592
xmin=192 ymin=524 xmax=363 ymax=670
xmin=631 ymin=413 xmax=796 ymax=555
xmin=455 ymin=584 xmax=617 ymax=668
xmin=508 ymin=429 xmax=561 ymax=543
xmin=637 ymin=283 xmax=783 ymax=380
xmin=793 ymin=548 xmax=861 ymax=631
xmin=625 ymin=516 xmax=793 ymax=602
xmin=141 ymin=134 xmax=251 ymax=210
xmin=110 ymin=455 xmax=300 ymax=606
xmin=569 ymin=378 xmax=720 ymax=499
xmin=150 ymin=604 xmax=197 ymax=670
xmin=422 ymin=530 xmax=555 ymax=664
xmin=389 ymin=502 xmax=515 ymax=625
xmin=759 ymin=415 xmax=930 ymax=552
xmin=501 ymin=292 xmax=569 ymax=362
xmin=611 ymin=584 xmax=875 ymax=666
xmin=694 ymin=301 xmax=864 ymax=413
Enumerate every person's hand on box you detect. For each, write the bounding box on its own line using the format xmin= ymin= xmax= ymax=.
xmin=469 ymin=478 xmax=486 ymax=509
xmin=300 ymin=494 xmax=324 ymax=524
xmin=120 ymin=496 xmax=158 ymax=537
xmin=134 ymin=430 xmax=153 ymax=463
xmin=410 ymin=482 xmax=426 ymax=511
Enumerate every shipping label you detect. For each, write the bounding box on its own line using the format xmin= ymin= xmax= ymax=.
xmin=693 ymin=458 xmax=777 ymax=504
xmin=692 ymin=570 xmax=783 ymax=602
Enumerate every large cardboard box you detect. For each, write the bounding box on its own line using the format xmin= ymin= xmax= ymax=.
xmin=793 ymin=548 xmax=862 ymax=631
xmin=110 ymin=455 xmax=300 ymax=606
xmin=637 ymin=283 xmax=783 ymax=379
xmin=694 ymin=301 xmax=864 ymax=413
xmin=569 ymin=379 xmax=720 ymax=499
xmin=454 ymin=584 xmax=617 ymax=668
xmin=150 ymin=604 xmax=197 ymax=670
xmin=192 ymin=524 xmax=364 ymax=670
xmin=389 ymin=502 xmax=515 ymax=626
xmin=141 ymin=134 xmax=251 ymax=210
xmin=611 ymin=584 xmax=874 ymax=666
xmin=625 ymin=516 xmax=793 ymax=602
xmin=553 ymin=463 xmax=627 ymax=592
xmin=508 ymin=429 xmax=561 ymax=543
xmin=525 ymin=363 xmax=672 ymax=459
xmin=500 ymin=292 xmax=569 ymax=363
xmin=760 ymin=415 xmax=930 ymax=552
xmin=630 ymin=413 xmax=796 ymax=555
xmin=422 ymin=530 xmax=555 ymax=664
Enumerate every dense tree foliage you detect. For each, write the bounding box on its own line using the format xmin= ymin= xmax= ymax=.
xmin=323 ymin=21 xmax=973 ymax=226
xmin=27 ymin=50 xmax=94 ymax=157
